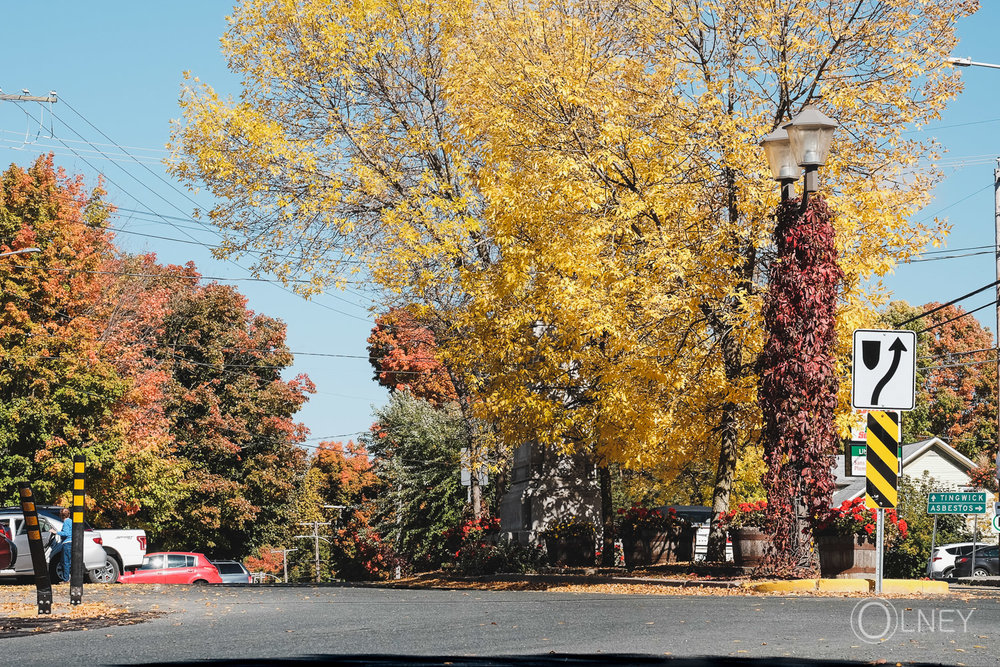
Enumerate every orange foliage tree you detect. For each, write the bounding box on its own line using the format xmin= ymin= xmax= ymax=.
xmin=367 ymin=308 xmax=457 ymax=405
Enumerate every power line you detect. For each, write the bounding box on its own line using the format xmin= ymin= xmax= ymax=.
xmin=917 ymin=300 xmax=997 ymax=335
xmin=896 ymin=279 xmax=1000 ymax=327
xmin=15 ymin=103 xmax=372 ymax=322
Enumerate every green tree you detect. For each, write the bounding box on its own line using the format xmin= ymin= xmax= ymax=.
xmin=885 ymin=473 xmax=971 ymax=579
xmin=361 ymin=393 xmax=467 ymax=570
xmin=0 ymin=155 xmax=128 ymax=504
xmin=150 ymin=282 xmax=313 ymax=557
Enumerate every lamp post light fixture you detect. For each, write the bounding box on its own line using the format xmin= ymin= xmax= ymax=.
xmin=0 ymin=247 xmax=40 ymax=259
xmin=760 ymin=127 xmax=798 ymax=201
xmin=761 ymin=105 xmax=839 ymax=202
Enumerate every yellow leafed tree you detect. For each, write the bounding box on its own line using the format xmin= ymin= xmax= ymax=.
xmin=169 ymin=0 xmax=977 ymax=556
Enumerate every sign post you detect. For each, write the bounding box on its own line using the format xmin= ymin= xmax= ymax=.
xmin=17 ymin=483 xmax=52 ymax=615
xmin=852 ymin=329 xmax=916 ymax=594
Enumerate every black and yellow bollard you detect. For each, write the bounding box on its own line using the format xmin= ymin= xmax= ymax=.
xmin=17 ymin=483 xmax=52 ymax=615
xmin=70 ymin=455 xmax=86 ymax=605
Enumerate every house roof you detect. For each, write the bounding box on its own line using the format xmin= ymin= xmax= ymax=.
xmin=830 ymin=436 xmax=975 ymax=506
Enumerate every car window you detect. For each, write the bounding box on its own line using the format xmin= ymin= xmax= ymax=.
xmin=983 ymin=547 xmax=999 ymax=558
xmin=187 ymin=555 xmax=196 ymax=567
xmin=167 ymin=555 xmax=188 ymax=568
xmin=957 ymin=546 xmax=975 ymax=556
xmin=217 ymin=563 xmax=243 ymax=574
xmin=141 ymin=555 xmax=165 ymax=570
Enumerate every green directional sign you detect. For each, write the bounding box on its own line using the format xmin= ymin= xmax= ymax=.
xmin=927 ymin=491 xmax=987 ymax=515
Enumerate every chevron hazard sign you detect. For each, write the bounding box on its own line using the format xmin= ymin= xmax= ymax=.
xmin=865 ymin=410 xmax=899 ymax=509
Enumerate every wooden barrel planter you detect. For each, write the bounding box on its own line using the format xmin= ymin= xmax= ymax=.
xmin=622 ymin=526 xmax=695 ymax=568
xmin=731 ymin=527 xmax=768 ymax=568
xmin=816 ymin=534 xmax=876 ymax=579
xmin=544 ymin=537 xmax=595 ymax=567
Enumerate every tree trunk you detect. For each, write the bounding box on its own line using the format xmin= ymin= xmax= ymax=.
xmin=598 ymin=464 xmax=614 ymax=567
xmin=707 ymin=400 xmax=738 ymax=561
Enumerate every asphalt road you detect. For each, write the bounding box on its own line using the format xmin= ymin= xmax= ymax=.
xmin=3 ymin=584 xmax=1000 ymax=665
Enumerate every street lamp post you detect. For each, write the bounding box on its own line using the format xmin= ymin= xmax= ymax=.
xmin=761 ymin=105 xmax=839 ymax=203
xmin=759 ymin=104 xmax=839 ymax=572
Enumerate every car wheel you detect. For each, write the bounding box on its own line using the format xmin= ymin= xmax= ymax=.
xmin=48 ymin=559 xmax=65 ymax=584
xmin=192 ymin=579 xmax=208 ymax=585
xmin=942 ymin=567 xmax=954 ymax=579
xmin=973 ymin=567 xmax=990 ymax=577
xmin=88 ymin=556 xmax=120 ymax=584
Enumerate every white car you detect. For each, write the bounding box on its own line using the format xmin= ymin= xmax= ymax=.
xmin=927 ymin=541 xmax=978 ymax=579
xmin=0 ymin=507 xmax=107 ymax=581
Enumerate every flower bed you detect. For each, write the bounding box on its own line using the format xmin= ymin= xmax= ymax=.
xmin=617 ymin=506 xmax=693 ymax=567
xmin=813 ymin=498 xmax=909 ymax=579
xmin=541 ymin=520 xmax=596 ymax=567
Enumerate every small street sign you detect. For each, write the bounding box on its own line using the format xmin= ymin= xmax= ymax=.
xmin=852 ymin=329 xmax=916 ymax=411
xmin=927 ymin=491 xmax=987 ymax=515
xmin=865 ymin=411 xmax=899 ymax=509
xmin=845 ymin=442 xmax=903 ymax=478
xmin=993 ymin=515 xmax=1000 ymax=534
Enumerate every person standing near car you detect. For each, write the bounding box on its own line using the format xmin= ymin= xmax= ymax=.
xmin=49 ymin=508 xmax=73 ymax=582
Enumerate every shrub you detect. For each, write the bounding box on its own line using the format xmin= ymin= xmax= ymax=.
xmin=617 ymin=505 xmax=690 ymax=537
xmin=815 ymin=498 xmax=908 ymax=543
xmin=717 ymin=500 xmax=768 ymax=530
xmin=540 ymin=519 xmax=596 ymax=541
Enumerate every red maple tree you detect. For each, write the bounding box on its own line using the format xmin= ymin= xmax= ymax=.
xmin=367 ymin=308 xmax=457 ymax=405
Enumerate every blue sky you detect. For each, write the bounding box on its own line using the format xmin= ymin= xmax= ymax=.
xmin=1 ymin=3 xmax=999 ymax=450
xmin=0 ymin=3 xmax=385 ymax=449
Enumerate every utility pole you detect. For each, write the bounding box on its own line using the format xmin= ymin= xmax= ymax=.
xmin=0 ymin=90 xmax=57 ymax=103
xmin=269 ymin=548 xmax=298 ymax=584
xmin=295 ymin=522 xmax=330 ymax=583
xmin=995 ymin=158 xmax=1000 ymax=499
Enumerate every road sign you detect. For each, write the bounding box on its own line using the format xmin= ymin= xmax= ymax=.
xmin=994 ymin=515 xmax=1000 ymax=534
xmin=845 ymin=441 xmax=903 ymax=478
xmin=926 ymin=491 xmax=987 ymax=514
xmin=852 ymin=329 xmax=916 ymax=411
xmin=865 ymin=411 xmax=899 ymax=509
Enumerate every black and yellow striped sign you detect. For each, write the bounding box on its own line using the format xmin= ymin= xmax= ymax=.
xmin=70 ymin=455 xmax=86 ymax=605
xmin=17 ymin=483 xmax=52 ymax=614
xmin=865 ymin=410 xmax=899 ymax=508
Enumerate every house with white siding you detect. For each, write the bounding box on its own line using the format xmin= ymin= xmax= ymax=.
xmin=831 ymin=437 xmax=994 ymax=523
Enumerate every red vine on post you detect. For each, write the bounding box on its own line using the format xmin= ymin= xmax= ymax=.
xmin=758 ymin=195 xmax=842 ymax=576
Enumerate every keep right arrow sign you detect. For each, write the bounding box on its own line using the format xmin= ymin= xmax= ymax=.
xmin=852 ymin=329 xmax=917 ymax=411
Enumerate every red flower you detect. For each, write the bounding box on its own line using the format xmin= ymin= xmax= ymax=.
xmin=864 ymin=524 xmax=874 ymax=535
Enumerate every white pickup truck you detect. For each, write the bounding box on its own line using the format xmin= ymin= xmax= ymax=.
xmin=0 ymin=505 xmax=146 ymax=584
xmin=89 ymin=528 xmax=147 ymax=583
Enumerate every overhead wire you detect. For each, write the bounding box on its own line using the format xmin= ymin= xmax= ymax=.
xmin=13 ymin=103 xmax=373 ymax=322
xmin=55 ymin=99 xmax=376 ymax=313
xmin=895 ymin=279 xmax=1000 ymax=327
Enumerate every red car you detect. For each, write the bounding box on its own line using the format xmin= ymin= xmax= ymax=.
xmin=0 ymin=523 xmax=14 ymax=570
xmin=118 ymin=552 xmax=222 ymax=584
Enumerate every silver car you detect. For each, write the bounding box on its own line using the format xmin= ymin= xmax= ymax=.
xmin=0 ymin=507 xmax=107 ymax=581
xmin=927 ymin=541 xmax=978 ymax=579
xmin=211 ymin=560 xmax=252 ymax=584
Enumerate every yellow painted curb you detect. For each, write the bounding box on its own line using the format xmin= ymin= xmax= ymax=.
xmin=750 ymin=579 xmax=818 ymax=592
xmin=749 ymin=578 xmax=949 ymax=594
xmin=880 ymin=579 xmax=949 ymax=595
xmin=817 ymin=578 xmax=870 ymax=592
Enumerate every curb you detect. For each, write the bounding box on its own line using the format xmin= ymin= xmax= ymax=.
xmin=396 ymin=573 xmax=746 ymax=589
xmin=750 ymin=578 xmax=949 ymax=594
